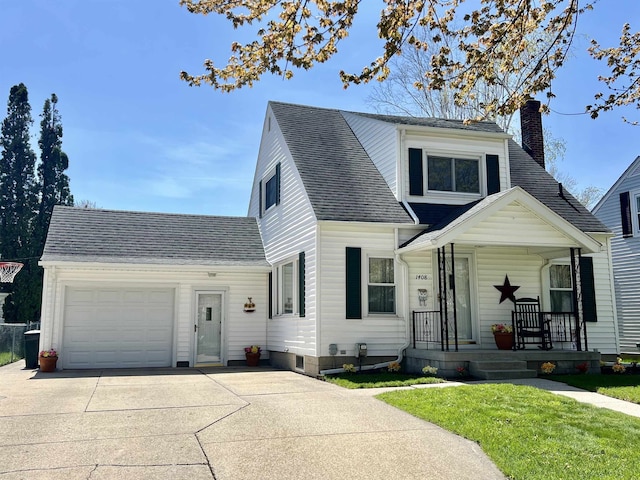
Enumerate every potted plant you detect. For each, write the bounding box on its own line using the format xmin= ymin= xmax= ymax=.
xmin=491 ymin=324 xmax=514 ymax=350
xmin=39 ymin=349 xmax=58 ymax=372
xmin=244 ymin=345 xmax=262 ymax=366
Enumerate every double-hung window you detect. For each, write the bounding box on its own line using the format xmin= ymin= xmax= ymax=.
xmin=274 ymin=260 xmax=296 ymax=315
xmin=368 ymin=257 xmax=395 ymax=314
xmin=272 ymin=252 xmax=305 ymax=317
xmin=549 ymin=264 xmax=573 ymax=312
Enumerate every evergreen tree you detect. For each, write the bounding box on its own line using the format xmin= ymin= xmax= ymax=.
xmin=35 ymin=94 xmax=73 ymax=249
xmin=0 ymin=83 xmax=38 ymax=323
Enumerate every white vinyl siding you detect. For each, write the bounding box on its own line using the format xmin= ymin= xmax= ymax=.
xmin=456 ymin=201 xmax=578 ymax=247
xmin=318 ymin=223 xmax=406 ymax=358
xmin=39 ymin=266 xmax=269 ymax=368
xmin=342 ymin=111 xmax=399 ymax=197
xmin=249 ymin=105 xmax=318 ymax=357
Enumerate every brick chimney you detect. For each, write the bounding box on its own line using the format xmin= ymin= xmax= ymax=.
xmin=520 ymin=99 xmax=545 ymax=169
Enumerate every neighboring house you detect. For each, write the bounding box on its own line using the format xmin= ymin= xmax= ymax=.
xmin=40 ymin=100 xmax=618 ymax=375
xmin=593 ymin=156 xmax=640 ymax=352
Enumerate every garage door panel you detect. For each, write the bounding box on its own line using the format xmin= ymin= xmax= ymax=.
xmin=63 ymin=287 xmax=174 ymax=369
xmin=96 ymin=290 xmax=121 ymax=304
xmin=66 ymin=289 xmax=95 ymax=304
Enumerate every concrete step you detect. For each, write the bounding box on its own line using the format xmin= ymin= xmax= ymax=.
xmin=469 ymin=360 xmax=538 ymax=380
xmin=472 ymin=369 xmax=538 ymax=380
xmin=469 ymin=360 xmax=528 ymax=371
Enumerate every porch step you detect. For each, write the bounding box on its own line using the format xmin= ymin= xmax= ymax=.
xmin=469 ymin=360 xmax=537 ymax=380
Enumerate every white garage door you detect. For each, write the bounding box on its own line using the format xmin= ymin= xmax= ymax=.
xmin=62 ymin=287 xmax=175 ymax=369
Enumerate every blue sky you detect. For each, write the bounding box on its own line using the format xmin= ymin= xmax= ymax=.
xmin=1 ymin=1 xmax=638 ymax=216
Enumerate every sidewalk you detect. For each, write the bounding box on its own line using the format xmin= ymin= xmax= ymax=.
xmin=483 ymin=377 xmax=640 ymax=418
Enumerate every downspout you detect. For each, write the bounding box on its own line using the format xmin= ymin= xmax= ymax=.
xmin=319 ymin=229 xmax=411 ymax=376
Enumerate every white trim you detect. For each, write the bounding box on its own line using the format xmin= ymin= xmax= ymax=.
xmin=272 ymin=256 xmax=299 ymax=317
xmin=631 ymin=189 xmax=640 ymax=237
xmin=393 ymin=123 xmax=511 ymax=141
xmin=363 ymin=251 xmax=398 ymax=317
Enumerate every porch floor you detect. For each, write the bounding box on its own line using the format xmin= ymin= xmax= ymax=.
xmin=405 ymin=348 xmax=600 ymax=379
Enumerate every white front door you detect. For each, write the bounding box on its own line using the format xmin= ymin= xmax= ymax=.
xmin=195 ymin=292 xmax=223 ymax=365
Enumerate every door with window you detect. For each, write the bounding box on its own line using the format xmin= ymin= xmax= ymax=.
xmin=449 ymin=256 xmax=475 ymax=342
xmin=195 ymin=292 xmax=223 ymax=365
xmin=436 ymin=251 xmax=477 ymax=344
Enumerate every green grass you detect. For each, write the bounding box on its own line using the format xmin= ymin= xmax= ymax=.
xmin=378 ymin=383 xmax=640 ymax=480
xmin=324 ymin=372 xmax=446 ymax=389
xmin=552 ymin=374 xmax=640 ymax=404
xmin=0 ymin=351 xmax=22 ymax=367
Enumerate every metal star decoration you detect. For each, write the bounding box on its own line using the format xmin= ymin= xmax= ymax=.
xmin=494 ymin=275 xmax=520 ymax=304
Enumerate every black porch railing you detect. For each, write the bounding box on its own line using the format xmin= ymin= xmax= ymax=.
xmin=411 ymin=311 xmax=443 ymax=349
xmin=531 ymin=311 xmax=585 ymax=351
xmin=412 ymin=310 xmax=586 ymax=351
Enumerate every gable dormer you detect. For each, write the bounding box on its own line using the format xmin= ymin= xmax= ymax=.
xmin=402 ymin=129 xmax=509 ymax=206
xmin=343 ymin=111 xmax=511 ymax=207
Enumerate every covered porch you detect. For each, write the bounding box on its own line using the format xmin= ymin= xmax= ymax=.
xmin=398 ymin=187 xmax=607 ymax=377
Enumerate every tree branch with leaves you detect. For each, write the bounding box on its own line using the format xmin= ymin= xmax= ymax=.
xmin=180 ymin=0 xmax=639 ymax=123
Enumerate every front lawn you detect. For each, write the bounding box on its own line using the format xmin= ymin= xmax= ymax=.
xmin=324 ymin=372 xmax=446 ymax=389
xmin=552 ymin=374 xmax=640 ymax=404
xmin=378 ymin=383 xmax=640 ymax=479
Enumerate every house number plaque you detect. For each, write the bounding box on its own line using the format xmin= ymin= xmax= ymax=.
xmin=415 ymin=274 xmax=430 ymax=280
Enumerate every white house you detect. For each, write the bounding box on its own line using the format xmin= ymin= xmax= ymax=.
xmin=39 ymin=100 xmax=618 ymax=376
xmin=592 ymin=156 xmax=640 ymax=352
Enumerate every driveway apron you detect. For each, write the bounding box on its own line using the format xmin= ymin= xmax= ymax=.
xmin=0 ymin=362 xmax=504 ymax=479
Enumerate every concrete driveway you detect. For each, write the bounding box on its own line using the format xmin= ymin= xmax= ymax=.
xmin=0 ymin=362 xmax=504 ymax=479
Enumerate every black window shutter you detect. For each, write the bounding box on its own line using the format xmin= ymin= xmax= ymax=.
xmin=275 ymin=163 xmax=281 ymax=206
xmin=345 ymin=247 xmax=362 ymax=319
xmin=580 ymin=256 xmax=597 ymax=322
xmin=408 ymin=148 xmax=423 ymax=196
xmin=298 ymin=251 xmax=305 ymax=317
xmin=486 ymin=154 xmax=500 ymax=195
xmin=268 ymin=271 xmax=273 ymax=319
xmin=620 ymin=191 xmax=632 ymax=237
xmin=259 ymin=181 xmax=263 ymax=219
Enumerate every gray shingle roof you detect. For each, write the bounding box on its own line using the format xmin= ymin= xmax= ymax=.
xmin=270 ymin=101 xmax=608 ymax=234
xmin=350 ymin=111 xmax=505 ymax=134
xmin=507 ymin=139 xmax=609 ymax=233
xmin=269 ymin=102 xmax=413 ymax=223
xmin=41 ymin=206 xmax=269 ymax=266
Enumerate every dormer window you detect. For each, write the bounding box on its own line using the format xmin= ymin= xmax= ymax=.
xmin=427 ymin=156 xmax=479 ymax=193
xmin=408 ymin=147 xmax=499 ymax=200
